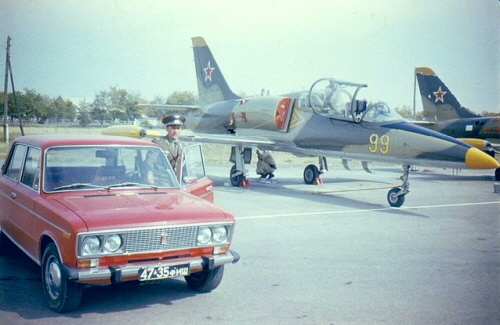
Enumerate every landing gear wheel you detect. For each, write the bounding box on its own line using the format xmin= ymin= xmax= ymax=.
xmin=230 ymin=165 xmax=245 ymax=187
xmin=185 ymin=265 xmax=224 ymax=293
xmin=495 ymin=168 xmax=500 ymax=181
xmin=42 ymin=243 xmax=82 ymax=313
xmin=387 ymin=187 xmax=405 ymax=207
xmin=303 ymin=164 xmax=320 ymax=184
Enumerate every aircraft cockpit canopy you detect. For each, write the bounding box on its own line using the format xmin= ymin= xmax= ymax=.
xmin=304 ymin=78 xmax=404 ymax=123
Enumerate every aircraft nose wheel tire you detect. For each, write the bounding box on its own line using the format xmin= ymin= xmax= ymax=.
xmin=387 ymin=187 xmax=405 ymax=207
xmin=304 ymin=164 xmax=320 ymax=184
xmin=230 ymin=165 xmax=245 ymax=187
xmin=495 ymin=168 xmax=500 ymax=181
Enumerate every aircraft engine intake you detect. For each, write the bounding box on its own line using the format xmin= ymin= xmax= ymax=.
xmin=230 ymin=97 xmax=292 ymax=132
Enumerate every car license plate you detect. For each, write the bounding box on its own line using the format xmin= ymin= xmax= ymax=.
xmin=138 ymin=264 xmax=190 ymax=281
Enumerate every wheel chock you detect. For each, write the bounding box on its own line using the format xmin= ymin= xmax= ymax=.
xmin=240 ymin=179 xmax=250 ymax=188
xmin=313 ymin=178 xmax=323 ymax=185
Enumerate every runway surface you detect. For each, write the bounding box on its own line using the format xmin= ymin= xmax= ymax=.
xmin=208 ymin=164 xmax=500 ymax=324
xmin=0 ymin=164 xmax=498 ymax=324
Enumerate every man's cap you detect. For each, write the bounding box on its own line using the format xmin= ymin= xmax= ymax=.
xmin=162 ymin=114 xmax=186 ymax=126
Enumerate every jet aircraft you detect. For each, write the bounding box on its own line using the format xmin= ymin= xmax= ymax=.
xmin=109 ymin=37 xmax=499 ymax=207
xmin=414 ymin=67 xmax=500 ymax=180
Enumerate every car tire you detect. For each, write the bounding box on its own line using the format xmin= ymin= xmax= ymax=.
xmin=185 ymin=265 xmax=224 ymax=293
xmin=41 ymin=243 xmax=83 ymax=312
xmin=0 ymin=229 xmax=8 ymax=255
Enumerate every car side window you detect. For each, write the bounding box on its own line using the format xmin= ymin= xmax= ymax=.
xmin=4 ymin=144 xmax=28 ymax=181
xmin=20 ymin=147 xmax=41 ymax=190
xmin=181 ymin=144 xmax=207 ymax=184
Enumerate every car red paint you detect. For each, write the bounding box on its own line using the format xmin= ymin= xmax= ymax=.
xmin=0 ymin=135 xmax=239 ymax=312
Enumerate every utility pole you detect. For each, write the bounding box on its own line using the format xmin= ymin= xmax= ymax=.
xmin=3 ymin=36 xmax=11 ymax=143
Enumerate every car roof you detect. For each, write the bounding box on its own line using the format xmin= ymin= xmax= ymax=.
xmin=13 ymin=134 xmax=158 ymax=149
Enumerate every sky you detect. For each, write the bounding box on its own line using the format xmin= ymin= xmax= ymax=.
xmin=1 ymin=0 xmax=499 ymax=113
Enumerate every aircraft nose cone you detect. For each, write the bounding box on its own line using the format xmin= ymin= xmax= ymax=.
xmin=465 ymin=147 xmax=500 ymax=169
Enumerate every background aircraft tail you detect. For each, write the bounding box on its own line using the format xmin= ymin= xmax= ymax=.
xmin=192 ymin=37 xmax=241 ymax=106
xmin=415 ymin=67 xmax=479 ymax=121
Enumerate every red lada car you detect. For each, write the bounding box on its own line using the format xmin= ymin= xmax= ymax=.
xmin=0 ymin=135 xmax=239 ymax=312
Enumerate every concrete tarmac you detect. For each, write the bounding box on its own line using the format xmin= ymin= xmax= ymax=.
xmin=0 ymin=164 xmax=498 ymax=324
xmin=209 ymin=164 xmax=500 ymax=325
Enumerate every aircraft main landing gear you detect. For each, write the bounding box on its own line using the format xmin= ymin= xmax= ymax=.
xmin=303 ymin=164 xmax=320 ymax=184
xmin=387 ymin=165 xmax=411 ymax=207
xmin=230 ymin=165 xmax=245 ymax=186
xmin=303 ymin=156 xmax=328 ymax=184
xmin=229 ymin=145 xmax=252 ymax=187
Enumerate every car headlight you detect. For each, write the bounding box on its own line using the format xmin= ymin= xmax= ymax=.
xmin=103 ymin=234 xmax=122 ymax=252
xmin=81 ymin=236 xmax=101 ymax=256
xmin=197 ymin=227 xmax=212 ymax=245
xmin=212 ymin=226 xmax=228 ymax=243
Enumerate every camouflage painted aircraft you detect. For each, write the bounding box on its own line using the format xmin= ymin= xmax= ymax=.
xmin=107 ymin=37 xmax=499 ymax=207
xmin=414 ymin=67 xmax=500 ymax=180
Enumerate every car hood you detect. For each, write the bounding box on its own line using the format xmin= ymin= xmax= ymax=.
xmin=49 ymin=190 xmax=232 ymax=231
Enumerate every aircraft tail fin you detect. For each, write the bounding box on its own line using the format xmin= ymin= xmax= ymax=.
xmin=192 ymin=37 xmax=241 ymax=106
xmin=415 ymin=67 xmax=479 ymax=121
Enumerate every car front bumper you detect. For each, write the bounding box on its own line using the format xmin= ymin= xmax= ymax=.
xmin=62 ymin=250 xmax=240 ymax=284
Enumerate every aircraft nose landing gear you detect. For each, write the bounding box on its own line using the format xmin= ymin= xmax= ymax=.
xmin=387 ymin=165 xmax=411 ymax=207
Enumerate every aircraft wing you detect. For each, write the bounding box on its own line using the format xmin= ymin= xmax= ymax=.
xmin=180 ymin=132 xmax=275 ymax=147
xmin=408 ymin=120 xmax=500 ymax=153
xmin=410 ymin=120 xmax=436 ymax=126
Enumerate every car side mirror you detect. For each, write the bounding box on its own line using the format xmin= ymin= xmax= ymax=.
xmin=183 ymin=176 xmax=197 ymax=185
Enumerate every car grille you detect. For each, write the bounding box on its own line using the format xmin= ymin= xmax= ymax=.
xmin=123 ymin=226 xmax=198 ymax=253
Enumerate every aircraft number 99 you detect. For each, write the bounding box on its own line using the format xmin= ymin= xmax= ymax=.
xmin=368 ymin=134 xmax=390 ymax=154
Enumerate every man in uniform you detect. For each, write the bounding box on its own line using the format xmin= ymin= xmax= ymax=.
xmin=152 ymin=114 xmax=186 ymax=177
xmin=256 ymin=149 xmax=277 ymax=182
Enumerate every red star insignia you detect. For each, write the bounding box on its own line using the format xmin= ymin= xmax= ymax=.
xmin=433 ymin=86 xmax=447 ymax=103
xmin=204 ymin=61 xmax=215 ymax=82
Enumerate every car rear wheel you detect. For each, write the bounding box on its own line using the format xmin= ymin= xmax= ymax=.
xmin=185 ymin=265 xmax=224 ymax=292
xmin=41 ymin=243 xmax=83 ymax=312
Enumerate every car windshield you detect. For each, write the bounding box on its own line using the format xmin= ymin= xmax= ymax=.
xmin=43 ymin=146 xmax=178 ymax=192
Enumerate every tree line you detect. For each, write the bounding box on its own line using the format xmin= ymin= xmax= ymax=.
xmin=1 ymin=87 xmax=497 ymax=128
xmin=0 ymin=87 xmax=197 ymax=127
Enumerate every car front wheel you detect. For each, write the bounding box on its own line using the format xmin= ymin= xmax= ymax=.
xmin=0 ymin=229 xmax=8 ymax=255
xmin=41 ymin=243 xmax=83 ymax=312
xmin=185 ymin=265 xmax=224 ymax=292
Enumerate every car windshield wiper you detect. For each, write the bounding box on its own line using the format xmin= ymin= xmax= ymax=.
xmin=53 ymin=183 xmax=106 ymax=190
xmin=105 ymin=182 xmax=159 ymax=190
xmin=105 ymin=182 xmax=140 ymax=189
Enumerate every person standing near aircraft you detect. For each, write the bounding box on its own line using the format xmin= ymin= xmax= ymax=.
xmin=153 ymin=114 xmax=186 ymax=176
xmin=256 ymin=150 xmax=277 ymax=182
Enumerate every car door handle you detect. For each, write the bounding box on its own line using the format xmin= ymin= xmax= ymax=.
xmin=11 ymin=192 xmax=17 ymax=199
